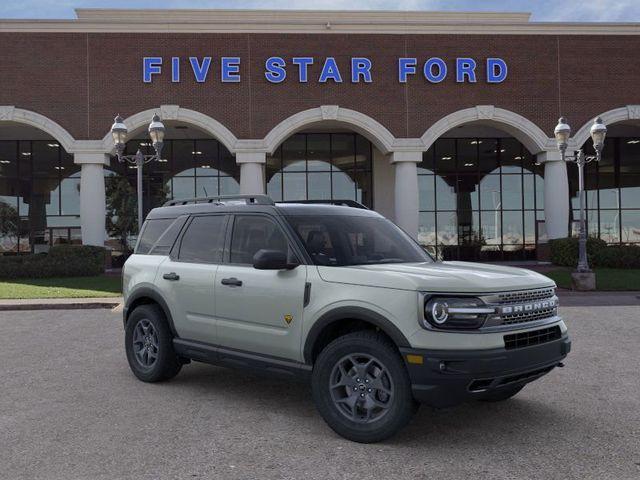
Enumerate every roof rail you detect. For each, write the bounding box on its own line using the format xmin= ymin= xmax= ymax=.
xmin=163 ymin=194 xmax=275 ymax=207
xmin=278 ymin=199 xmax=369 ymax=210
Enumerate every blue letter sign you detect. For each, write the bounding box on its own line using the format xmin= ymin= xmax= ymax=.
xmin=487 ymin=58 xmax=508 ymax=83
xmin=456 ymin=58 xmax=477 ymax=83
xmin=143 ymin=57 xmax=162 ymax=83
xmin=398 ymin=58 xmax=417 ymax=83
xmin=221 ymin=57 xmax=241 ymax=82
xmin=351 ymin=58 xmax=372 ymax=83
xmin=265 ymin=57 xmax=287 ymax=83
xmin=292 ymin=57 xmax=314 ymax=82
xmin=189 ymin=57 xmax=211 ymax=83
xmin=424 ymin=58 xmax=447 ymax=83
xmin=319 ymin=57 xmax=343 ymax=83
xmin=142 ymin=56 xmax=508 ymax=84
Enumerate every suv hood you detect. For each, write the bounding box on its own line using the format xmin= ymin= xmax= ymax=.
xmin=316 ymin=261 xmax=555 ymax=293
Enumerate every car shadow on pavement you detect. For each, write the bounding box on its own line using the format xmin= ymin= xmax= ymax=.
xmin=155 ymin=361 xmax=571 ymax=445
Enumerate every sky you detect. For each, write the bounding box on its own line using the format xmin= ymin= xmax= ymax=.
xmin=1 ymin=0 xmax=640 ymax=22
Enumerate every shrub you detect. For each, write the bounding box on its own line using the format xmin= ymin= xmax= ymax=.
xmin=0 ymin=245 xmax=106 ymax=279
xmin=593 ymin=245 xmax=640 ymax=268
xmin=549 ymin=237 xmax=607 ymax=267
xmin=550 ymin=237 xmax=640 ymax=268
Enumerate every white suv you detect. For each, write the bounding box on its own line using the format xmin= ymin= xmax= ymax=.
xmin=122 ymin=195 xmax=570 ymax=443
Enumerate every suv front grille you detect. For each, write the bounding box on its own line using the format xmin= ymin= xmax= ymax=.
xmin=501 ymin=306 xmax=557 ymax=325
xmin=504 ymin=326 xmax=562 ymax=350
xmin=482 ymin=287 xmax=558 ymax=327
xmin=496 ymin=287 xmax=555 ymax=305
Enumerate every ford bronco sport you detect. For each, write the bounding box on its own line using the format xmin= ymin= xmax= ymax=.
xmin=122 ymin=195 xmax=570 ymax=443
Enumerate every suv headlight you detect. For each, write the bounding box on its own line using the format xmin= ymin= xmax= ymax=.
xmin=422 ymin=297 xmax=496 ymax=330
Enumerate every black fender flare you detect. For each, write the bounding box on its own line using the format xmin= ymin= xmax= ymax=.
xmin=303 ymin=306 xmax=411 ymax=364
xmin=123 ymin=287 xmax=178 ymax=337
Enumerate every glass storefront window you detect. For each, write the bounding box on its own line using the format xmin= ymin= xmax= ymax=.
xmin=105 ymin=138 xmax=240 ymax=253
xmin=0 ymin=140 xmax=81 ymax=253
xmin=419 ymin=137 xmax=544 ymax=260
xmin=568 ymin=137 xmax=640 ymax=245
xmin=266 ymin=133 xmax=373 ymax=207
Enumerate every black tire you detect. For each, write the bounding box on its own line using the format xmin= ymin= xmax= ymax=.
xmin=125 ymin=304 xmax=182 ymax=382
xmin=311 ymin=330 xmax=417 ymax=443
xmin=478 ymin=384 xmax=524 ymax=402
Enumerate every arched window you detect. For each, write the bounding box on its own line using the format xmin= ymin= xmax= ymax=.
xmin=418 ymin=137 xmax=544 ymax=261
xmin=0 ymin=140 xmax=80 ymax=253
xmin=266 ymin=132 xmax=373 ymax=207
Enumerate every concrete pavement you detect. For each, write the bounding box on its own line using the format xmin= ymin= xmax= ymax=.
xmin=0 ymin=307 xmax=639 ymax=479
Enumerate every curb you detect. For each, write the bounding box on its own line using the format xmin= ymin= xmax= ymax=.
xmin=0 ymin=299 xmax=122 ymax=312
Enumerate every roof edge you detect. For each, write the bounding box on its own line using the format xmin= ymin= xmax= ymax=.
xmin=73 ymin=8 xmax=533 ymax=24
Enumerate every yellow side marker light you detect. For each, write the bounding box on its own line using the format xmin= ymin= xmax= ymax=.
xmin=406 ymin=354 xmax=424 ymax=365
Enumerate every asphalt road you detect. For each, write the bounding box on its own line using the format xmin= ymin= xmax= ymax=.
xmin=1 ymin=306 xmax=639 ymax=480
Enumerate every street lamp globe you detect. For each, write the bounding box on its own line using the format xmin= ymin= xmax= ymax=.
xmin=590 ymin=116 xmax=607 ymax=154
xmin=110 ymin=115 xmax=128 ymax=153
xmin=554 ymin=117 xmax=571 ymax=154
xmin=148 ymin=113 xmax=165 ymax=156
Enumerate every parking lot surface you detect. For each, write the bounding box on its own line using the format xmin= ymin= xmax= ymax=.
xmin=1 ymin=306 xmax=639 ymax=480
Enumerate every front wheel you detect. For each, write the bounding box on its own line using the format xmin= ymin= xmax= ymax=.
xmin=311 ymin=331 xmax=417 ymax=443
xmin=125 ymin=304 xmax=182 ymax=382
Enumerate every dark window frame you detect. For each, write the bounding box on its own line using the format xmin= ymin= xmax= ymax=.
xmin=224 ymin=213 xmax=305 ymax=267
xmin=173 ymin=213 xmax=229 ymax=265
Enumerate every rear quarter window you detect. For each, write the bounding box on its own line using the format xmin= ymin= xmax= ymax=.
xmin=136 ymin=217 xmax=185 ymax=255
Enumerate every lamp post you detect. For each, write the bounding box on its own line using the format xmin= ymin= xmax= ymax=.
xmin=110 ymin=114 xmax=166 ymax=232
xmin=553 ymin=116 xmax=607 ymax=274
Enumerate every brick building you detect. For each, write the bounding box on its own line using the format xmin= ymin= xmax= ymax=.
xmin=1 ymin=9 xmax=639 ymax=259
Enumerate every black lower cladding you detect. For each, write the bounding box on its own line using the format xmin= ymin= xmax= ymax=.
xmin=172 ymin=338 xmax=312 ymax=382
xmin=400 ymin=333 xmax=571 ymax=408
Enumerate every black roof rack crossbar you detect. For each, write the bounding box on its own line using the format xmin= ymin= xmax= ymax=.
xmin=163 ymin=194 xmax=275 ymax=207
xmin=278 ymin=199 xmax=369 ymax=210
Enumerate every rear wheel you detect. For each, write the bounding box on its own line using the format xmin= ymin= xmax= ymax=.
xmin=125 ymin=304 xmax=182 ymax=382
xmin=478 ymin=384 xmax=524 ymax=402
xmin=312 ymin=331 xmax=417 ymax=443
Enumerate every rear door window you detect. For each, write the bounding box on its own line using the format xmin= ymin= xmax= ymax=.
xmin=178 ymin=215 xmax=227 ymax=264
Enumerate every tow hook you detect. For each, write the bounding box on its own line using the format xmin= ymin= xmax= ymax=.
xmin=557 ymin=362 xmax=565 ymax=368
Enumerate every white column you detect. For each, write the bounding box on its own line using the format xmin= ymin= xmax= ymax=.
xmin=539 ymin=151 xmax=569 ymax=239
xmin=237 ymin=151 xmax=266 ymax=195
xmin=391 ymin=151 xmax=421 ymax=239
xmin=75 ymin=153 xmax=109 ymax=246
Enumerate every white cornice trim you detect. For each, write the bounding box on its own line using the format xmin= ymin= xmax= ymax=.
xmin=1 ymin=9 xmax=639 ymax=35
xmin=75 ymin=9 xmax=533 ymax=24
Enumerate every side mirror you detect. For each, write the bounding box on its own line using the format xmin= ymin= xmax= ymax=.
xmin=252 ymin=249 xmax=298 ymax=270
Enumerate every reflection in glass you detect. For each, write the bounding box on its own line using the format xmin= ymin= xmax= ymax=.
xmin=501 ymin=175 xmax=523 ymax=210
xmin=570 ymin=136 xmax=640 ymax=243
xmin=436 ymin=211 xmax=457 ymax=245
xmin=418 ymin=175 xmax=435 ymax=211
xmin=308 ymin=172 xmax=331 ymax=200
xmin=265 ymin=133 xmax=372 ymax=207
xmin=282 ymin=172 xmax=306 ymax=201
xmin=435 ymin=176 xmax=456 ymax=210
xmin=621 ymin=210 xmax=640 ymax=243
xmin=502 ymin=211 xmax=523 ymax=246
xmin=599 ymin=210 xmax=620 ymax=243
xmin=418 ymin=136 xmax=545 ymax=260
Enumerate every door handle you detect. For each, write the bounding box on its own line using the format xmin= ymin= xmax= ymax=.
xmin=221 ymin=277 xmax=243 ymax=287
xmin=162 ymin=272 xmax=180 ymax=281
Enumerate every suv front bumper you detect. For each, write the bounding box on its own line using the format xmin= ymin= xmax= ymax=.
xmin=400 ymin=335 xmax=571 ymax=408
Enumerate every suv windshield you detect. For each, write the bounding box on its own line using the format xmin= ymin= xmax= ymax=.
xmin=286 ymin=215 xmax=432 ymax=266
